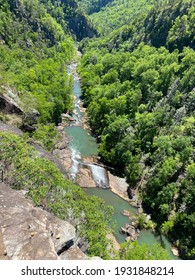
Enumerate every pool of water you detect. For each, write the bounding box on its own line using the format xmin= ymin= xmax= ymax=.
xmin=84 ymin=188 xmax=137 ymax=243
xmin=64 ymin=126 xmax=98 ymax=158
xmin=84 ymin=188 xmax=178 ymax=259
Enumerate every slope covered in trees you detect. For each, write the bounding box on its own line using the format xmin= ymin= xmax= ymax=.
xmin=81 ymin=0 xmax=195 ymax=51
xmin=78 ymin=0 xmax=113 ymax=14
xmin=0 ymin=131 xmax=114 ymax=258
xmin=0 ymin=0 xmax=75 ymax=126
xmin=40 ymin=0 xmax=97 ymax=40
xmin=79 ymin=0 xmax=195 ymax=259
xmin=88 ymin=0 xmax=157 ymax=35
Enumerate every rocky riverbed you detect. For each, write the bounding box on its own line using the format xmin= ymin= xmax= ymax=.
xmin=55 ymin=120 xmax=131 ymax=199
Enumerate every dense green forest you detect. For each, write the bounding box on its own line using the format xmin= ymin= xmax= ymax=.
xmin=78 ymin=0 xmax=113 ymax=14
xmin=88 ymin=0 xmax=157 ymax=35
xmin=0 ymin=0 xmax=170 ymax=260
xmin=1 ymin=0 xmax=195 ymax=260
xmin=0 ymin=0 xmax=75 ymax=125
xmin=79 ymin=0 xmax=195 ymax=259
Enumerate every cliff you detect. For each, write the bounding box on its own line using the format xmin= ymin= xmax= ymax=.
xmin=0 ymin=182 xmax=87 ymax=260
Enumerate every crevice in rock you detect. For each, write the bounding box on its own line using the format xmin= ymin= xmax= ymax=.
xmin=57 ymin=239 xmax=74 ymax=256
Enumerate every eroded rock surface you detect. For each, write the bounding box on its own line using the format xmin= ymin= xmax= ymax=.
xmin=0 ymin=183 xmax=86 ymax=260
xmin=108 ymin=172 xmax=129 ymax=200
xmin=76 ymin=167 xmax=96 ymax=188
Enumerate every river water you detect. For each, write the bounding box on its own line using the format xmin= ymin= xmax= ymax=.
xmin=64 ymin=62 xmax=178 ymax=259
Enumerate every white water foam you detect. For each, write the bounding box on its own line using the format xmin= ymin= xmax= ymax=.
xmin=69 ymin=147 xmax=81 ymax=180
xmin=88 ymin=164 xmax=109 ymax=188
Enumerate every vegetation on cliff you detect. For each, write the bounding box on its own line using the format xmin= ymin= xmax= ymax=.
xmin=0 ymin=0 xmax=76 ymax=127
xmin=0 ymin=0 xmax=113 ymax=259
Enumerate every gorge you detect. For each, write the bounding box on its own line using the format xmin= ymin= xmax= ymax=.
xmin=1 ymin=0 xmax=195 ymax=260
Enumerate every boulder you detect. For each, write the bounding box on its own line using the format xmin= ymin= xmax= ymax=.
xmin=60 ymin=246 xmax=88 ymax=260
xmin=0 ymin=91 xmax=23 ymax=115
xmin=120 ymin=227 xmax=128 ymax=234
xmin=120 ymin=224 xmax=140 ymax=242
xmin=171 ymin=246 xmax=179 ymax=256
xmin=0 ymin=87 xmax=40 ymax=132
xmin=22 ymin=109 xmax=40 ymax=125
xmin=125 ymin=236 xmax=131 ymax=242
xmin=61 ymin=113 xmax=75 ymax=122
xmin=19 ymin=123 xmax=36 ymax=132
xmin=108 ymin=172 xmax=129 ymax=200
xmin=122 ymin=210 xmax=131 ymax=217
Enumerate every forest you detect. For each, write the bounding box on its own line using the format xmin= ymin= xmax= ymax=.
xmin=0 ymin=0 xmax=195 ymax=260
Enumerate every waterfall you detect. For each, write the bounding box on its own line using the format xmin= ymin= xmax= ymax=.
xmin=88 ymin=164 xmax=109 ymax=189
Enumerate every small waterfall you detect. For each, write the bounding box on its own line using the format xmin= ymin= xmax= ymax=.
xmin=88 ymin=164 xmax=109 ymax=189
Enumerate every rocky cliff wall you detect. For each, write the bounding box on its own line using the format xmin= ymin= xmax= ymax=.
xmin=0 ymin=183 xmax=87 ymax=260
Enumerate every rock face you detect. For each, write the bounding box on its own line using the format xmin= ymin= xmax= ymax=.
xmin=32 ymin=143 xmax=67 ymax=175
xmin=0 ymin=183 xmax=86 ymax=260
xmin=0 ymin=121 xmax=67 ymax=176
xmin=108 ymin=172 xmax=129 ymax=200
xmin=0 ymin=229 xmax=9 ymax=260
xmin=0 ymin=90 xmax=23 ymax=115
xmin=0 ymin=87 xmax=40 ymax=132
xmin=76 ymin=167 xmax=96 ymax=188
xmin=53 ymin=125 xmax=72 ymax=171
xmin=0 ymin=121 xmax=23 ymax=136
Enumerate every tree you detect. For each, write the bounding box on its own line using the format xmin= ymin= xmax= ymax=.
xmin=120 ymin=241 xmax=170 ymax=260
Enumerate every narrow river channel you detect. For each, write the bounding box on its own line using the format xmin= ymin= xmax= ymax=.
xmin=64 ymin=61 xmax=178 ymax=259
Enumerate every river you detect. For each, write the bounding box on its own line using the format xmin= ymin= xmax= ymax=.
xmin=64 ymin=61 xmax=178 ymax=259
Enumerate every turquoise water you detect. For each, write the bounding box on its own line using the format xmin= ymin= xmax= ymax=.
xmin=73 ymin=78 xmax=82 ymax=97
xmin=84 ymin=188 xmax=137 ymax=243
xmin=64 ymin=126 xmax=98 ymax=157
xmin=84 ymin=188 xmax=178 ymax=259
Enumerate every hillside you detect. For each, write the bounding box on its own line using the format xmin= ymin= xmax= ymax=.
xmin=79 ymin=0 xmax=195 ymax=259
xmin=88 ymin=0 xmax=157 ymax=35
xmin=78 ymin=0 xmax=113 ymax=14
